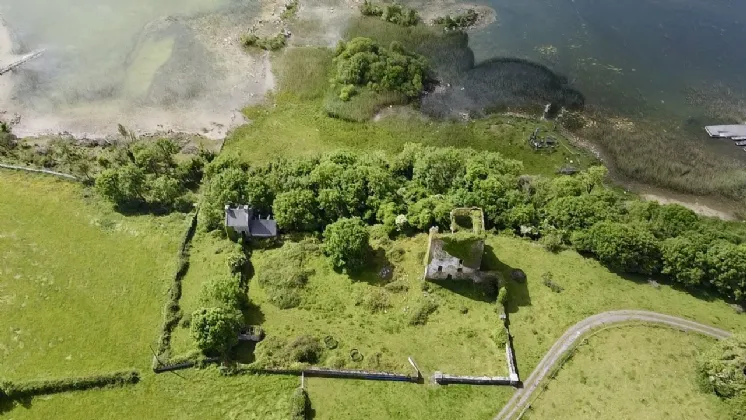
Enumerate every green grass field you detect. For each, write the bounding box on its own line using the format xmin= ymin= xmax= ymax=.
xmin=0 ymin=171 xmax=186 ymax=380
xmin=4 ymin=177 xmax=745 ymax=419
xmin=248 ymin=234 xmax=508 ymax=376
xmin=523 ymin=325 xmax=730 ymax=420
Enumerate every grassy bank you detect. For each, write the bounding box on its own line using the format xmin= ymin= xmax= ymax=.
xmin=0 ymin=171 xmax=185 ymax=380
xmin=225 ymin=47 xmax=595 ymax=175
xmin=578 ymin=114 xmax=746 ymax=205
xmin=523 ymin=325 xmax=730 ymax=419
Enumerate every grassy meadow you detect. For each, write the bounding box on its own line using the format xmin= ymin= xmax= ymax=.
xmin=224 ymin=47 xmax=596 ymax=176
xmin=0 ymin=171 xmax=186 ymax=380
xmin=523 ymin=325 xmax=730 ymax=420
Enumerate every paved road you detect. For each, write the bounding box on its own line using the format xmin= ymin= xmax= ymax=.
xmin=494 ymin=310 xmax=732 ymax=420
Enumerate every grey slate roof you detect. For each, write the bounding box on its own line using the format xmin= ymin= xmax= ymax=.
xmin=224 ymin=205 xmax=278 ymax=238
xmin=249 ymin=219 xmax=278 ymax=237
xmin=225 ymin=206 xmax=250 ymax=229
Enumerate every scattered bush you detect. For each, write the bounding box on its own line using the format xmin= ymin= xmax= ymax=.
xmin=492 ymin=328 xmax=508 ymax=347
xmin=226 ymin=244 xmax=248 ymax=274
xmin=190 ymin=307 xmax=242 ymax=355
xmin=408 ymin=299 xmax=439 ymax=325
xmin=290 ymin=387 xmax=309 ymax=420
xmin=539 ymin=232 xmax=564 ymax=252
xmin=287 ymin=335 xmax=324 ymax=364
xmin=281 ymin=0 xmax=299 ymax=19
xmin=542 ymin=271 xmax=563 ymax=293
xmin=240 ymin=33 xmax=287 ymax=51
xmin=433 ymin=9 xmax=479 ymax=31
xmin=362 ymin=289 xmax=391 ymax=313
xmin=323 ymin=217 xmax=370 ymax=272
xmin=360 ymin=1 xmax=419 ymax=26
xmin=384 ymin=281 xmax=409 ymax=293
xmin=253 ymin=335 xmax=324 ymax=368
xmin=697 ymin=334 xmax=746 ymax=399
xmin=497 ymin=286 xmax=508 ymax=306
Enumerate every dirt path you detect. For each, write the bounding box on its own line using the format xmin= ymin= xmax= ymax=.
xmin=494 ymin=310 xmax=731 ymax=420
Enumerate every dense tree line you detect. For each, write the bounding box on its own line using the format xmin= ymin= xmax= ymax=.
xmin=200 ymin=144 xmax=746 ymax=305
xmin=94 ymin=138 xmax=212 ymax=211
xmin=332 ymin=37 xmax=428 ymax=101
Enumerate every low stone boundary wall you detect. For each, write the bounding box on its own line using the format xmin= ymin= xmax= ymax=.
xmin=251 ymin=367 xmax=420 ymax=383
xmin=153 ymin=357 xmax=220 ymax=373
xmin=0 ymin=163 xmax=78 ymax=181
xmin=433 ymin=372 xmax=514 ymax=386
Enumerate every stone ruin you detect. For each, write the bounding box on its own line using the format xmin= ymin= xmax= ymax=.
xmin=423 ymin=208 xmax=486 ymax=282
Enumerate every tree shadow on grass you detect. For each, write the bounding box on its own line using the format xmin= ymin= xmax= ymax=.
xmin=0 ymin=396 xmax=31 ymax=415
xmin=482 ymin=244 xmax=531 ymax=313
xmin=578 ymin=252 xmax=722 ymax=304
xmin=348 ymin=246 xmax=393 ymax=286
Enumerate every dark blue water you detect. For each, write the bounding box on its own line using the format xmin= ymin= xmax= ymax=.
xmin=469 ymin=0 xmax=746 ymax=119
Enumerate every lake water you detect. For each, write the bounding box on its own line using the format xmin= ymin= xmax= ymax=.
xmin=469 ymin=0 xmax=746 ymax=158
xmin=0 ymin=0 xmax=266 ymax=139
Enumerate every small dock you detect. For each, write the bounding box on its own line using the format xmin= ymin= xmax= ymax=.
xmin=705 ymin=125 xmax=746 ymax=141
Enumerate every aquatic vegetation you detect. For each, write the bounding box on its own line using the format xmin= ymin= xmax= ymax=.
xmin=432 ymin=9 xmax=480 ymax=31
xmin=360 ymin=1 xmax=419 ymax=26
xmin=240 ymin=33 xmax=287 ymax=51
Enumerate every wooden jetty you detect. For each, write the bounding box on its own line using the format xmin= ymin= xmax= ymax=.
xmin=705 ymin=125 xmax=746 ymax=141
xmin=0 ymin=49 xmax=45 ymax=76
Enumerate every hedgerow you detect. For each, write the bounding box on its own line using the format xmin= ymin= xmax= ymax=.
xmin=0 ymin=370 xmax=139 ymax=400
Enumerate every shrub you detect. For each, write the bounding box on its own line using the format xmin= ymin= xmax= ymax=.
xmin=241 ymin=33 xmax=287 ymax=51
xmin=199 ymin=274 xmax=247 ymax=310
xmin=360 ymin=1 xmax=419 ymax=26
xmin=384 ymin=281 xmax=409 ymax=293
xmin=433 ymin=9 xmax=479 ymax=31
xmin=226 ymin=244 xmax=248 ymax=274
xmin=408 ymin=299 xmax=439 ymax=325
xmin=323 ymin=217 xmax=370 ymax=272
xmin=539 ymin=232 xmax=564 ymax=253
xmin=0 ymin=370 xmax=139 ymax=399
xmin=190 ymin=307 xmax=241 ymax=355
xmin=287 ymin=335 xmax=324 ymax=364
xmin=696 ymin=334 xmax=746 ymax=399
xmin=281 ymin=0 xmax=299 ymax=19
xmin=332 ymin=37 xmax=428 ymax=100
xmin=542 ymin=271 xmax=563 ymax=293
xmin=290 ymin=387 xmax=309 ymax=420
xmin=362 ymin=289 xmax=391 ymax=313
xmin=497 ymin=286 xmax=508 ymax=306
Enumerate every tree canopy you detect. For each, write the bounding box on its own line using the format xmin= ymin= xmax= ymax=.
xmin=190 ymin=307 xmax=241 ymax=355
xmin=332 ymin=37 xmax=428 ymax=100
xmin=323 ymin=217 xmax=371 ymax=272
